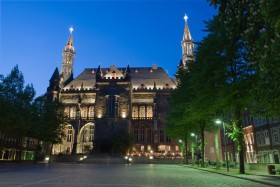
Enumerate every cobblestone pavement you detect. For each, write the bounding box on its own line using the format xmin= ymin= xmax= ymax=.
xmin=0 ymin=163 xmax=275 ymax=187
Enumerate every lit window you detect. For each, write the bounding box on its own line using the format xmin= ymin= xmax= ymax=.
xmin=132 ymin=106 xmax=139 ymax=118
xmin=146 ymin=106 xmax=153 ymax=118
xmin=66 ymin=126 xmax=73 ymax=142
xmin=88 ymin=106 xmax=94 ymax=118
xmin=139 ymin=106 xmax=145 ymax=118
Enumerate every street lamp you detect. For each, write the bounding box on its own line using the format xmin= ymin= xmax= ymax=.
xmin=191 ymin=133 xmax=197 ymax=165
xmin=178 ymin=139 xmax=185 ymax=164
xmin=215 ymin=119 xmax=229 ymax=172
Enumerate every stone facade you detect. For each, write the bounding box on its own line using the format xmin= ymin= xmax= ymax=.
xmin=47 ymin=15 xmax=195 ymax=155
xmin=48 ymin=63 xmax=178 ymax=154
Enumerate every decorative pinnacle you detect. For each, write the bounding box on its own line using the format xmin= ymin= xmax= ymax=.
xmin=184 ymin=13 xmax=188 ymax=23
xmin=69 ymin=26 xmax=74 ymax=34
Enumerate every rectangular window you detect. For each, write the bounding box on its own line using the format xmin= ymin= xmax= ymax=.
xmin=146 ymin=106 xmax=153 ymax=118
xmin=273 ymin=129 xmax=279 ymax=144
xmin=82 ymin=130 xmax=87 ymax=142
xmin=81 ymin=107 xmax=87 ymax=118
xmin=64 ymin=107 xmax=70 ymax=118
xmin=70 ymin=106 xmax=76 ymax=118
xmin=139 ymin=106 xmax=145 ymax=118
xmin=140 ymin=125 xmax=145 ymax=142
xmin=132 ymin=106 xmax=138 ymax=119
xmin=134 ymin=129 xmax=138 ymax=143
xmin=67 ymin=126 xmax=73 ymax=142
xmin=264 ymin=130 xmax=270 ymax=145
xmin=88 ymin=106 xmax=94 ymax=118
xmin=89 ymin=125 xmax=94 ymax=141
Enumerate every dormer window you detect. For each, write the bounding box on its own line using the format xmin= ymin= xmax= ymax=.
xmin=140 ymin=84 xmax=145 ymax=89
xmin=112 ymin=71 xmax=116 ymax=79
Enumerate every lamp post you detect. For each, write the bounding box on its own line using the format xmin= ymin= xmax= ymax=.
xmin=191 ymin=133 xmax=197 ymax=165
xmin=216 ymin=119 xmax=229 ymax=172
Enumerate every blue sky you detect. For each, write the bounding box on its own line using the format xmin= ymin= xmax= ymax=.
xmin=1 ymin=0 xmax=216 ymax=97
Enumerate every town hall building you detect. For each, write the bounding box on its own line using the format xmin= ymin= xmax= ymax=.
xmin=46 ymin=14 xmax=194 ymax=155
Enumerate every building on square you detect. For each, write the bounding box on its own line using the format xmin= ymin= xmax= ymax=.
xmin=46 ymin=15 xmax=195 ymax=156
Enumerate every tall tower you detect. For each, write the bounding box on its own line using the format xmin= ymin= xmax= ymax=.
xmin=60 ymin=26 xmax=76 ymax=86
xmin=181 ymin=14 xmax=194 ymax=67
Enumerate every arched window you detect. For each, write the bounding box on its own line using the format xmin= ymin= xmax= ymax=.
xmin=81 ymin=124 xmax=94 ymax=142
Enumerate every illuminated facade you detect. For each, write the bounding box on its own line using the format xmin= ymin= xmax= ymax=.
xmin=47 ymin=15 xmax=194 ymax=155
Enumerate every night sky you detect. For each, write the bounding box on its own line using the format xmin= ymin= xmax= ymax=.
xmin=1 ymin=0 xmax=216 ymax=97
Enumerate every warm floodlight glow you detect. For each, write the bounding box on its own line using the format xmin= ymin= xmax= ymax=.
xmin=184 ymin=13 xmax=188 ymax=23
xmin=215 ymin=119 xmax=222 ymax=124
xmin=69 ymin=26 xmax=74 ymax=34
xmin=45 ymin=156 xmax=50 ymax=161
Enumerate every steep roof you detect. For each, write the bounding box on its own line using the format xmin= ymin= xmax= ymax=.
xmin=62 ymin=65 xmax=176 ymax=90
xmin=63 ymin=68 xmax=96 ymax=90
xmin=129 ymin=67 xmax=176 ymax=89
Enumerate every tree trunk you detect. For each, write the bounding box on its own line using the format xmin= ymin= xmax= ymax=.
xmin=234 ymin=110 xmax=245 ymax=174
xmin=215 ymin=129 xmax=220 ymax=169
xmin=238 ymin=135 xmax=245 ymax=174
xmin=184 ymin=137 xmax=188 ymax=165
xmin=200 ymin=121 xmax=205 ymax=167
xmin=48 ymin=143 xmax=53 ymax=164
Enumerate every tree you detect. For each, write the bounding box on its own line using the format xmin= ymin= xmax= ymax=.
xmin=166 ymin=67 xmax=198 ymax=165
xmin=0 ymin=65 xmax=36 ymax=160
xmin=32 ymin=96 xmax=66 ymax=162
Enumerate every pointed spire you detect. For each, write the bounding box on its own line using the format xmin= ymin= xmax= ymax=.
xmin=96 ymin=65 xmax=102 ymax=79
xmin=183 ymin=13 xmax=192 ymax=41
xmin=50 ymin=67 xmax=60 ymax=81
xmin=181 ymin=13 xmax=194 ymax=65
xmin=65 ymin=26 xmax=74 ymax=51
xmin=126 ymin=64 xmax=131 ymax=74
